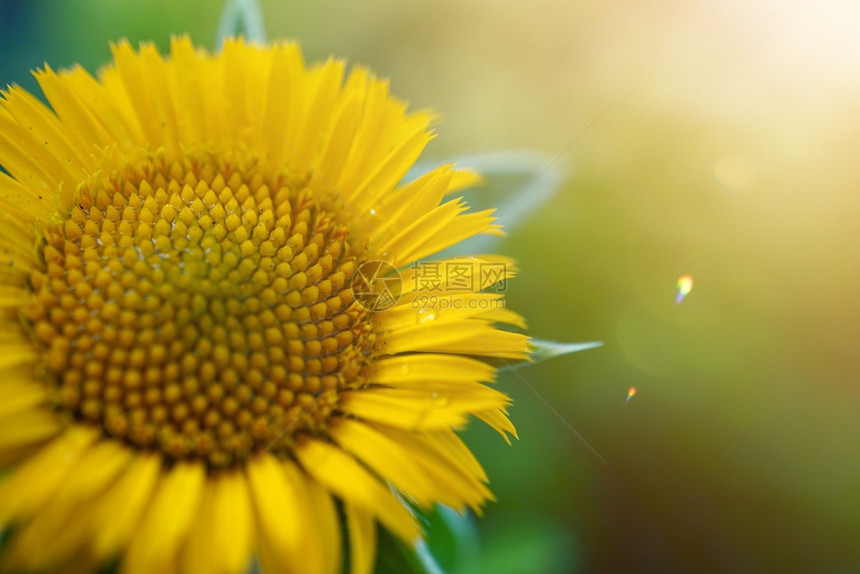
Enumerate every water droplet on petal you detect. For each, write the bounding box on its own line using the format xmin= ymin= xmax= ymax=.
xmin=430 ymin=392 xmax=449 ymax=407
xmin=400 ymin=363 xmax=411 ymax=375
xmin=416 ymin=309 xmax=437 ymax=324
xmin=369 ymin=208 xmax=377 ymax=216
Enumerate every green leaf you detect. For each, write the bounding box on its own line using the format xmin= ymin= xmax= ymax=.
xmin=414 ymin=540 xmax=447 ymax=574
xmin=501 ymin=339 xmax=602 ymax=372
xmin=375 ymin=525 xmax=435 ymax=574
xmin=216 ymin=0 xmax=267 ymax=49
xmin=424 ymin=506 xmax=480 ymax=574
xmin=477 ymin=513 xmax=582 ymax=574
xmin=374 ymin=505 xmax=481 ymax=574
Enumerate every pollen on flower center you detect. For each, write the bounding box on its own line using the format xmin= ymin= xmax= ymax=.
xmin=24 ymin=151 xmax=373 ymax=468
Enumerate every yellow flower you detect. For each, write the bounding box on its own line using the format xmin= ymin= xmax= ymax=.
xmin=0 ymin=37 xmax=528 ymax=574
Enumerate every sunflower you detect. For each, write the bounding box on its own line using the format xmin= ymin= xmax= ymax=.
xmin=0 ymin=37 xmax=529 ymax=574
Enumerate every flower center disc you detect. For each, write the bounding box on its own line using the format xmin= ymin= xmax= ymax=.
xmin=25 ymin=152 xmax=373 ymax=468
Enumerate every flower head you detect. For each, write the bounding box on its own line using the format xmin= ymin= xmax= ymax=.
xmin=0 ymin=37 xmax=528 ymax=574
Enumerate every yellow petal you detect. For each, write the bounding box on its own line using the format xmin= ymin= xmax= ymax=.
xmin=330 ymin=417 xmax=438 ymax=507
xmin=4 ymin=440 xmax=132 ymax=571
xmin=35 ymin=65 xmax=111 ymax=150
xmin=314 ymin=84 xmax=364 ymax=191
xmin=247 ymin=454 xmax=307 ymax=574
xmin=178 ymin=480 xmax=217 ymax=574
xmin=426 ymin=428 xmax=490 ymax=483
xmin=0 ymin=426 xmax=97 ymax=522
xmin=293 ymin=58 xmax=345 ymax=169
xmin=123 ymin=462 xmax=206 ymax=574
xmin=397 ymin=210 xmax=503 ymax=267
xmin=139 ymin=42 xmax=181 ymax=152
xmin=1 ymin=84 xmax=89 ymax=180
xmin=261 ymin=42 xmax=305 ymax=169
xmin=0 ymin=285 xmax=33 ymax=308
xmin=377 ymin=293 xmax=518 ymax=331
xmin=0 ymin=442 xmax=43 ymax=469
xmin=345 ymin=502 xmax=377 ymax=574
xmin=0 ymin=115 xmax=59 ymax=202
xmin=304 ymin=472 xmax=343 ymax=574
xmin=474 ymin=407 xmax=519 ymax=443
xmin=0 ymin=379 xmax=48 ymax=419
xmin=221 ymin=39 xmax=253 ymax=142
xmin=89 ymin=452 xmax=162 ymax=559
xmin=347 ymin=122 xmax=433 ymax=216
xmin=0 ymin=344 xmax=38 ymax=369
xmin=0 ymin=205 xmax=38 ymax=263
xmin=0 ymin=408 xmax=62 ymax=453
xmin=295 ymin=437 xmax=420 ymax=544
xmin=366 ymin=354 xmax=495 ymax=386
xmin=374 ymin=165 xmax=452 ymax=240
xmin=52 ymin=439 xmax=133 ymax=508
xmin=448 ymin=168 xmax=484 ymax=193
xmin=378 ymin=320 xmax=530 ymax=359
xmin=339 ymin=387 xmax=508 ymax=431
xmin=335 ymin=75 xmax=400 ymax=194
xmin=211 ymin=472 xmax=254 ymax=574
xmin=367 ymin=423 xmax=493 ymax=513
xmin=167 ymin=36 xmax=206 ymax=143
xmin=61 ymin=64 xmax=141 ymax=144
xmin=380 ymin=198 xmax=466 ymax=265
xmin=110 ymin=40 xmax=161 ymax=145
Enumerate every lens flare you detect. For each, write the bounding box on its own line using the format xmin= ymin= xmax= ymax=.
xmin=676 ymin=274 xmax=694 ymax=303
xmin=626 ymin=386 xmax=637 ymax=403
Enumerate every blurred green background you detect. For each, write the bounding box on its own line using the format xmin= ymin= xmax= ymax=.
xmin=3 ymin=0 xmax=860 ymax=571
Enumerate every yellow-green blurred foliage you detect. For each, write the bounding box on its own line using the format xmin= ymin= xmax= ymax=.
xmin=3 ymin=0 xmax=859 ymax=571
